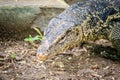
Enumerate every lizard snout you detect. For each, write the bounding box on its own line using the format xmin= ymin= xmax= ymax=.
xmin=37 ymin=41 xmax=50 ymax=61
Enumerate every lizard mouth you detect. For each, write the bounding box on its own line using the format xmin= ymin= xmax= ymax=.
xmin=37 ymin=39 xmax=50 ymax=61
xmin=36 ymin=53 xmax=48 ymax=61
xmin=37 ymin=46 xmax=49 ymax=61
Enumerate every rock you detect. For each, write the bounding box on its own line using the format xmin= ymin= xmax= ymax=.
xmin=0 ymin=0 xmax=69 ymax=9
xmin=0 ymin=0 xmax=69 ymax=40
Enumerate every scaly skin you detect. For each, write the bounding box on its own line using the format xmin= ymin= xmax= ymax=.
xmin=37 ymin=0 xmax=120 ymax=60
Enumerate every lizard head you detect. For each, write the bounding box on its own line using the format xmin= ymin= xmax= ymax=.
xmin=36 ymin=18 xmax=82 ymax=61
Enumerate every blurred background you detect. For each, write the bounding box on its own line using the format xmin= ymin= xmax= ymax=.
xmin=0 ymin=0 xmax=84 ymax=40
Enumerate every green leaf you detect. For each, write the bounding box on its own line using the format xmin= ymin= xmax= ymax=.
xmin=24 ymin=27 xmax=44 ymax=46
xmin=24 ymin=35 xmax=34 ymax=43
xmin=32 ymin=35 xmax=40 ymax=41
xmin=11 ymin=53 xmax=16 ymax=59
xmin=33 ymin=27 xmax=43 ymax=37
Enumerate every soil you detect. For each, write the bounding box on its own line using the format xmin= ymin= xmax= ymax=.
xmin=0 ymin=0 xmax=120 ymax=80
xmin=0 ymin=40 xmax=120 ymax=80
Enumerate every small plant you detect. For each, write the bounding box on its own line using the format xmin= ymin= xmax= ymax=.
xmin=24 ymin=27 xmax=43 ymax=46
xmin=24 ymin=35 xmax=39 ymax=44
xmin=11 ymin=53 xmax=16 ymax=59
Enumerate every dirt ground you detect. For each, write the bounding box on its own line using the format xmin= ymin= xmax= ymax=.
xmin=0 ymin=40 xmax=120 ymax=80
xmin=0 ymin=0 xmax=120 ymax=80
